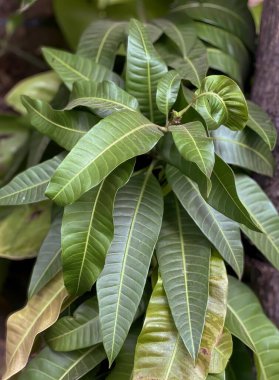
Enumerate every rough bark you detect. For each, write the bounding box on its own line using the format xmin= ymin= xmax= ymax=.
xmin=251 ymin=0 xmax=279 ymax=326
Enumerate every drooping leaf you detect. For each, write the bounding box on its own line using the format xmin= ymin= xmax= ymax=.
xmin=65 ymin=80 xmax=139 ymax=118
xmin=156 ymin=70 xmax=181 ymax=119
xmin=126 ymin=19 xmax=168 ymax=123
xmin=209 ymin=329 xmax=233 ymax=374
xmin=22 ymin=96 xmax=97 ymax=150
xmin=212 ymin=126 xmax=275 ymax=177
xmin=166 ymin=165 xmax=244 ymax=277
xmin=3 ymin=273 xmax=68 ymax=380
xmin=226 ymin=276 xmax=279 ymax=380
xmin=97 ymin=170 xmax=163 ymax=365
xmin=0 ymin=155 xmax=64 ymax=205
xmin=156 ymin=192 xmax=211 ymax=358
xmin=18 ymin=345 xmax=106 ymax=380
xmin=46 ymin=110 xmax=163 ymax=206
xmin=170 ymin=121 xmax=215 ymax=178
xmin=207 ymin=48 xmax=242 ymax=85
xmin=62 ymin=160 xmax=134 ymax=295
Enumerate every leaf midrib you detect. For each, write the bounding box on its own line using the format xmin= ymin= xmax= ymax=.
xmin=67 ymin=96 xmax=137 ymax=113
xmin=95 ymin=22 xmax=123 ymax=64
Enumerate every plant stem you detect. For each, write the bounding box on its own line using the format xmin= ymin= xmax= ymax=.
xmin=176 ymin=102 xmax=194 ymax=118
xmin=136 ymin=0 xmax=147 ymax=22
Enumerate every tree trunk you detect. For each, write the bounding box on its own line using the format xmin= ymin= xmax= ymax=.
xmin=251 ymin=0 xmax=279 ymax=326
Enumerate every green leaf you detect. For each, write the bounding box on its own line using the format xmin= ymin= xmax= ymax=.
xmin=208 ymin=155 xmax=260 ymax=231
xmin=22 ymin=96 xmax=97 ymax=150
xmin=193 ymin=75 xmax=248 ymax=130
xmin=42 ymin=48 xmax=122 ymax=90
xmin=226 ymin=276 xmax=279 ymax=380
xmin=156 ymin=70 xmax=181 ymax=119
xmin=97 ymin=169 xmax=163 ymax=365
xmin=45 ymin=297 xmax=101 ymax=351
xmin=5 ymin=71 xmax=60 ymax=114
xmin=126 ymin=19 xmax=168 ymax=123
xmin=207 ymin=48 xmax=242 ymax=85
xmin=235 ymin=174 xmax=279 ymax=271
xmin=62 ymin=160 xmax=134 ymax=295
xmin=65 ymin=80 xmax=139 ymax=118
xmin=209 ymin=329 xmax=233 ymax=374
xmin=18 ymin=345 xmax=106 ymax=380
xmin=46 ymin=110 xmax=163 ymax=206
xmin=166 ymin=165 xmax=244 ymax=277
xmin=247 ymin=100 xmax=277 ymax=150
xmin=212 ymin=126 xmax=275 ymax=177
xmin=0 ymin=155 xmax=64 ymax=205
xmin=170 ymin=121 xmax=215 ymax=178
xmin=207 ymin=373 xmax=226 ymax=380
xmin=77 ymin=20 xmax=127 ymax=69
xmin=157 ymin=192 xmax=211 ymax=358
xmin=28 ymin=214 xmax=62 ymax=298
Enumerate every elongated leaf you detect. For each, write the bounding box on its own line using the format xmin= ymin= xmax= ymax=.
xmin=166 ymin=165 xmax=244 ymax=277
xmin=209 ymin=329 xmax=233 ymax=374
xmin=212 ymin=126 xmax=275 ymax=177
xmin=0 ymin=155 xmax=64 ymax=205
xmin=156 ymin=70 xmax=181 ymax=119
xmin=170 ymin=122 xmax=215 ymax=178
xmin=46 ymin=110 xmax=163 ymax=206
xmin=208 ymin=155 xmax=259 ymax=231
xmin=46 ymin=297 xmax=101 ymax=351
xmin=65 ymin=80 xmax=139 ymax=118
xmin=193 ymin=75 xmax=248 ymax=130
xmin=62 ymin=160 xmax=134 ymax=295
xmin=42 ymin=48 xmax=122 ymax=90
xmin=157 ymin=192 xmax=211 ymax=358
xmin=236 ymin=175 xmax=279 ymax=271
xmin=3 ymin=273 xmax=68 ymax=380
xmin=97 ymin=170 xmax=163 ymax=365
xmin=78 ymin=20 xmax=127 ymax=69
xmin=22 ymin=96 xmax=97 ymax=150
xmin=28 ymin=214 xmax=62 ymax=298
xmin=247 ymin=100 xmax=277 ymax=150
xmin=226 ymin=276 xmax=279 ymax=380
xmin=19 ymin=345 xmax=106 ymax=380
xmin=207 ymin=48 xmax=242 ymax=85
xmin=126 ymin=19 xmax=167 ymax=123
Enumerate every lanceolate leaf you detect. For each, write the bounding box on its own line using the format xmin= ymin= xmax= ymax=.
xmin=0 ymin=155 xmax=64 ymax=205
xmin=3 ymin=273 xmax=68 ymax=380
xmin=97 ymin=170 xmax=163 ymax=365
xmin=22 ymin=96 xmax=97 ymax=150
xmin=65 ymin=80 xmax=139 ymax=118
xmin=62 ymin=160 xmax=134 ymax=295
xmin=212 ymin=126 xmax=275 ymax=177
xmin=46 ymin=110 xmax=163 ymax=206
xmin=45 ymin=297 xmax=101 ymax=351
xmin=207 ymin=48 xmax=242 ymax=85
xmin=170 ymin=122 xmax=215 ymax=179
xmin=226 ymin=276 xmax=279 ymax=380
xmin=166 ymin=165 xmax=244 ymax=277
xmin=126 ymin=19 xmax=168 ymax=123
xmin=236 ymin=175 xmax=279 ymax=271
xmin=209 ymin=329 xmax=233 ymax=374
xmin=18 ymin=345 xmax=106 ymax=380
xmin=156 ymin=70 xmax=181 ymax=119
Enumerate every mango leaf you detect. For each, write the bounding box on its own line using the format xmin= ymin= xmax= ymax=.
xmin=77 ymin=20 xmax=127 ymax=69
xmin=62 ymin=160 xmax=134 ymax=295
xmin=97 ymin=170 xmax=163 ymax=365
xmin=208 ymin=155 xmax=260 ymax=231
xmin=247 ymin=100 xmax=277 ymax=150
xmin=193 ymin=75 xmax=248 ymax=130
xmin=170 ymin=121 xmax=215 ymax=178
xmin=166 ymin=165 xmax=244 ymax=277
xmin=207 ymin=48 xmax=242 ymax=85
xmin=209 ymin=329 xmax=233 ymax=374
xmin=156 ymin=70 xmax=181 ymax=120
xmin=226 ymin=276 xmax=279 ymax=380
xmin=236 ymin=175 xmax=279 ymax=271
xmin=5 ymin=71 xmax=60 ymax=114
xmin=157 ymin=192 xmax=211 ymax=358
xmin=22 ymin=96 xmax=97 ymax=150
xmin=65 ymin=80 xmax=139 ymax=118
xmin=0 ymin=155 xmax=64 ymax=205
xmin=42 ymin=48 xmax=122 ymax=90
xmin=46 ymin=110 xmax=163 ymax=206
xmin=28 ymin=214 xmax=62 ymax=298
xmin=3 ymin=273 xmax=68 ymax=380
xmin=212 ymin=126 xmax=275 ymax=177
xmin=0 ymin=202 xmax=51 ymax=259
xmin=45 ymin=297 xmax=101 ymax=351
xmin=18 ymin=345 xmax=106 ymax=380
xmin=207 ymin=373 xmax=226 ymax=380
xmin=126 ymin=19 xmax=168 ymax=123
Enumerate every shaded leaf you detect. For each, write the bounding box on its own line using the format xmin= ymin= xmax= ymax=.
xmin=156 ymin=70 xmax=181 ymax=119
xmin=207 ymin=48 xmax=242 ymax=85
xmin=209 ymin=329 xmax=233 ymax=374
